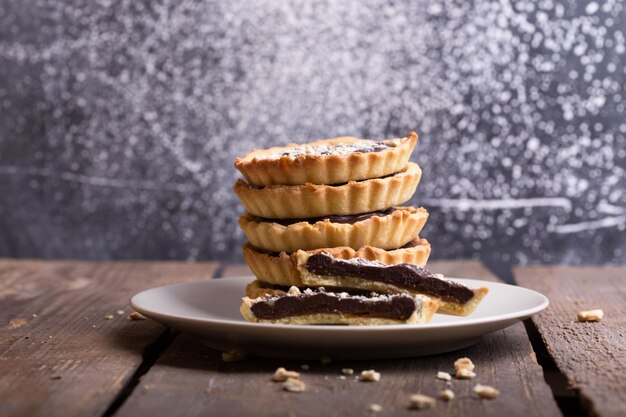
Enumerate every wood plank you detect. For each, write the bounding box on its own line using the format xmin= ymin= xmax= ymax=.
xmin=116 ymin=261 xmax=561 ymax=417
xmin=514 ymin=265 xmax=626 ymax=417
xmin=0 ymin=259 xmax=219 ymax=417
xmin=219 ymin=263 xmax=252 ymax=278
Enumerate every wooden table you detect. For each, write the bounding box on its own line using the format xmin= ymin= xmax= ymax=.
xmin=1 ymin=260 xmax=624 ymax=417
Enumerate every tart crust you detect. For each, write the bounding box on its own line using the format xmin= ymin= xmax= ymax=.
xmin=294 ymin=251 xmax=489 ymax=317
xmin=235 ymin=132 xmax=418 ymax=186
xmin=240 ymin=282 xmax=438 ymax=325
xmin=234 ymin=162 xmax=422 ymax=219
xmin=239 ymin=206 xmax=428 ymax=253
xmin=242 ymin=238 xmax=431 ymax=287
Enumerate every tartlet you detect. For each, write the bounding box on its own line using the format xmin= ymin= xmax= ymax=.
xmin=242 ymin=238 xmax=431 ymax=287
xmin=235 ymin=132 xmax=418 ymax=186
xmin=295 ymin=251 xmax=489 ymax=316
xmin=233 ymin=162 xmax=422 ymax=219
xmin=239 ymin=206 xmax=429 ymax=253
xmin=240 ymin=283 xmax=438 ymax=325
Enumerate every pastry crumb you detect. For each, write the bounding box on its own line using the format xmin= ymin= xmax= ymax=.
xmin=368 ymin=403 xmax=383 ymax=413
xmin=577 ymin=309 xmax=604 ymax=322
xmin=342 ymin=368 xmax=354 ymax=375
xmin=474 ymin=384 xmax=500 ymax=399
xmin=221 ymin=349 xmax=247 ymax=362
xmin=273 ymin=367 xmax=300 ymax=382
xmin=282 ymin=377 xmax=306 ymax=392
xmin=454 ymin=357 xmax=476 ymax=378
xmin=288 ymin=286 xmax=301 ymax=295
xmin=104 ymin=314 xmax=114 ymax=320
xmin=320 ymin=355 xmax=332 ymax=365
xmin=300 ymin=364 xmax=309 ymax=370
xmin=338 ymin=375 xmax=346 ymax=380
xmin=116 ymin=310 xmax=124 ymax=315
xmin=127 ymin=311 xmax=146 ymax=321
xmin=436 ymin=371 xmax=452 ymax=381
xmin=409 ymin=393 xmax=436 ymax=410
xmin=440 ymin=389 xmax=455 ymax=401
xmin=359 ymin=370 xmax=381 ymax=382
xmin=8 ymin=319 xmax=28 ymax=329
xmin=454 ymin=357 xmax=475 ymax=371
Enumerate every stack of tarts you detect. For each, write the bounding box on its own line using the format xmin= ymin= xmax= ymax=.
xmin=233 ymin=131 xmax=488 ymax=326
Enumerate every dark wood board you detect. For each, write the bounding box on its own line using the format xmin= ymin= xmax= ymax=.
xmin=514 ymin=265 xmax=626 ymax=417
xmin=115 ymin=260 xmax=562 ymax=417
xmin=0 ymin=259 xmax=219 ymax=417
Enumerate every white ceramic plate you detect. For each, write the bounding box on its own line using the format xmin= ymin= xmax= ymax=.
xmin=131 ymin=276 xmax=548 ymax=359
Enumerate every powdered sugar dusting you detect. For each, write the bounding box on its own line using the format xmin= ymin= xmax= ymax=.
xmin=252 ymin=140 xmax=396 ymax=161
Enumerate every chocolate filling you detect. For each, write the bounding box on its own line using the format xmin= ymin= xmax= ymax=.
xmin=251 ymin=238 xmax=421 ymax=258
xmin=250 ymin=289 xmax=417 ymax=321
xmin=251 ymin=207 xmax=397 ymax=226
xmin=305 ymin=254 xmax=474 ymax=304
xmin=247 ymin=171 xmax=397 ymax=190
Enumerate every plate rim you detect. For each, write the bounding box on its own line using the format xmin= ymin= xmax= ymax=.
xmin=130 ymin=275 xmax=549 ymax=332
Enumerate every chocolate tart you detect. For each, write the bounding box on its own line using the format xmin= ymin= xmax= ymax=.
xmin=240 ymin=282 xmax=438 ymax=325
xmin=233 ymin=162 xmax=422 ymax=219
xmin=239 ymin=206 xmax=428 ymax=253
xmin=234 ymin=132 xmax=418 ymax=186
xmin=242 ymin=238 xmax=432 ymax=287
xmin=295 ymin=252 xmax=489 ymax=316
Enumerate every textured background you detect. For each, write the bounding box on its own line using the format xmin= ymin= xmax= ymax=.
xmin=0 ymin=0 xmax=624 ymax=278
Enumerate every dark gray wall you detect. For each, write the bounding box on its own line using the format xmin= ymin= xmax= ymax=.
xmin=1 ymin=0 xmax=624 ymax=277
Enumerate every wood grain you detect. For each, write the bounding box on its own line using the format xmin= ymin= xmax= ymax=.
xmin=0 ymin=259 xmax=218 ymax=417
xmin=515 ymin=265 xmax=626 ymax=417
xmin=115 ymin=260 xmax=562 ymax=417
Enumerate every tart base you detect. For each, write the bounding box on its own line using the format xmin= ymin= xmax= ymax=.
xmin=234 ymin=132 xmax=418 ymax=186
xmin=233 ymin=162 xmax=422 ymax=219
xmin=242 ymin=238 xmax=432 ymax=287
xmin=239 ymin=206 xmax=428 ymax=253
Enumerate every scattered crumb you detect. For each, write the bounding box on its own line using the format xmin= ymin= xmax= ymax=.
xmin=455 ymin=368 xmax=476 ymax=379
xmin=221 ymin=349 xmax=247 ymax=362
xmin=409 ymin=393 xmax=436 ymax=410
xmin=341 ymin=368 xmax=354 ymax=375
xmin=116 ymin=310 xmax=124 ymax=315
xmin=320 ymin=355 xmax=332 ymax=365
xmin=368 ymin=403 xmax=383 ymax=413
xmin=273 ymin=367 xmax=300 ymax=382
xmin=127 ymin=311 xmax=146 ymax=321
xmin=439 ymin=389 xmax=455 ymax=401
xmin=577 ymin=309 xmax=604 ymax=322
xmin=32 ymin=314 xmax=37 ymax=318
xmin=282 ymin=377 xmax=306 ymax=392
xmin=454 ymin=357 xmax=476 ymax=378
xmin=474 ymin=384 xmax=500 ymax=399
xmin=436 ymin=371 xmax=452 ymax=381
xmin=8 ymin=319 xmax=28 ymax=329
xmin=104 ymin=314 xmax=114 ymax=320
xmin=338 ymin=375 xmax=346 ymax=380
xmin=92 ymin=325 xmax=96 ymax=328
xmin=359 ymin=370 xmax=381 ymax=382
xmin=300 ymin=364 xmax=309 ymax=370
